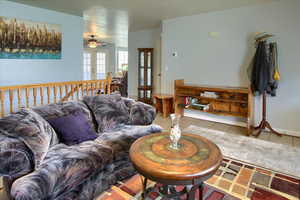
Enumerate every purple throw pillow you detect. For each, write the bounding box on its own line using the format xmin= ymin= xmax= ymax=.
xmin=48 ymin=112 xmax=98 ymax=145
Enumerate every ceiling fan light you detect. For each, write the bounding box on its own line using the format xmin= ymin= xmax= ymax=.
xmin=88 ymin=40 xmax=98 ymax=48
xmin=87 ymin=35 xmax=98 ymax=48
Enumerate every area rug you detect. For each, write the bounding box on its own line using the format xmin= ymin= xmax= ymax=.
xmin=184 ymin=125 xmax=300 ymax=177
xmin=97 ymin=158 xmax=300 ymax=200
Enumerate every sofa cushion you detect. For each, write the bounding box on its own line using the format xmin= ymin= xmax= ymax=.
xmin=130 ymin=101 xmax=156 ymax=125
xmin=121 ymin=97 xmax=156 ymax=125
xmin=48 ymin=112 xmax=98 ymax=145
xmin=83 ymin=95 xmax=130 ymax=133
xmin=33 ymin=100 xmax=97 ymax=132
xmin=0 ymin=134 xmax=34 ymax=178
xmin=96 ymin=124 xmax=162 ymax=161
xmin=11 ymin=140 xmax=113 ymax=200
xmin=0 ymin=109 xmax=59 ymax=169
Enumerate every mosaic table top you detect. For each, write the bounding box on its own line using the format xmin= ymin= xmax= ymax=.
xmin=130 ymin=132 xmax=222 ymax=181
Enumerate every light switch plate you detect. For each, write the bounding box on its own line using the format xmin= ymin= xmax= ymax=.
xmin=209 ymin=32 xmax=220 ymax=38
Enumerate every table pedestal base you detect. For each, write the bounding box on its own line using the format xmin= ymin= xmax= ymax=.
xmin=142 ymin=177 xmax=204 ymax=200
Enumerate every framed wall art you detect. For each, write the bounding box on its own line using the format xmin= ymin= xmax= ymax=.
xmin=0 ymin=17 xmax=62 ymax=59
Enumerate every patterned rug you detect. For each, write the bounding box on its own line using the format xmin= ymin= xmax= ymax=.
xmin=184 ymin=126 xmax=300 ymax=176
xmin=97 ymin=158 xmax=300 ymax=200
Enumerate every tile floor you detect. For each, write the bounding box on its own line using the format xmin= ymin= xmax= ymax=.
xmin=98 ymin=158 xmax=300 ymax=200
xmin=154 ymin=114 xmax=300 ymax=148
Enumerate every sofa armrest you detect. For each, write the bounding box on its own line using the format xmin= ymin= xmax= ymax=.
xmin=129 ymin=101 xmax=156 ymax=125
xmin=0 ymin=135 xmax=33 ymax=179
xmin=11 ymin=141 xmax=113 ymax=200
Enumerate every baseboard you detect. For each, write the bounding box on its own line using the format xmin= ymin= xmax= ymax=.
xmin=184 ymin=109 xmax=247 ymax=127
xmin=272 ymin=128 xmax=300 ymax=137
xmin=184 ymin=109 xmax=300 ymax=137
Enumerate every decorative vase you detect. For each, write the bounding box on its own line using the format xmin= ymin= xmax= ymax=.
xmin=169 ymin=114 xmax=182 ymax=150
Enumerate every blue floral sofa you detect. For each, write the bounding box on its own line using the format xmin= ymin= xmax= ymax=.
xmin=0 ymin=94 xmax=162 ymax=200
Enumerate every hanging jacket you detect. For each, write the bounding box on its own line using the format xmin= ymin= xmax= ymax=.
xmin=249 ymin=41 xmax=280 ymax=96
xmin=251 ymin=41 xmax=271 ymax=95
xmin=267 ymin=42 xmax=279 ymax=96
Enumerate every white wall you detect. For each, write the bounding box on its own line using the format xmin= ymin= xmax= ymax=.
xmin=0 ymin=1 xmax=84 ymax=86
xmin=128 ymin=28 xmax=161 ymax=98
xmin=161 ymin=0 xmax=300 ymax=134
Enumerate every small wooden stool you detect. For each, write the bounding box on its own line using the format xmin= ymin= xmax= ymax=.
xmin=153 ymin=94 xmax=174 ymax=118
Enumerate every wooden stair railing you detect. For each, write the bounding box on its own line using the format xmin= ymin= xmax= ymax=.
xmin=0 ymin=78 xmax=112 ymax=117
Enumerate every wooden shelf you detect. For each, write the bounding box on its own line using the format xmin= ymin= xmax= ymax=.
xmin=176 ymin=95 xmax=248 ymax=104
xmin=176 ymin=84 xmax=249 ymax=94
xmin=174 ymin=79 xmax=254 ymax=136
xmin=185 ymin=107 xmax=247 ymax=118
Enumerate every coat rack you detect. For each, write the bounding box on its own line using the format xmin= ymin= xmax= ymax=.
xmin=252 ymin=33 xmax=282 ymax=137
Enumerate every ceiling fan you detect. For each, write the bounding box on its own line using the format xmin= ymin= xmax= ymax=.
xmin=85 ymin=35 xmax=110 ymax=48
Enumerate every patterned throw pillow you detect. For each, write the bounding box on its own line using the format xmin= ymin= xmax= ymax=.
xmin=83 ymin=95 xmax=130 ymax=133
xmin=33 ymin=101 xmax=97 ymax=132
xmin=0 ymin=109 xmax=59 ymax=169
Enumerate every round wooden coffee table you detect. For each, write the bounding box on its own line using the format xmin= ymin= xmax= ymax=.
xmin=129 ymin=132 xmax=222 ymax=200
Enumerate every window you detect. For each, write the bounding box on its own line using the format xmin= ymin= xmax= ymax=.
xmin=96 ymin=52 xmax=106 ymax=79
xmin=83 ymin=52 xmax=91 ymax=80
xmin=117 ymin=50 xmax=128 ymax=73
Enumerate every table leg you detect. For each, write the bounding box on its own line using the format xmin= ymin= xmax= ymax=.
xmin=141 ymin=177 xmax=148 ymax=200
xmin=187 ymin=182 xmax=203 ymax=200
xmin=162 ymin=99 xmax=172 ymax=118
xmin=155 ymin=98 xmax=163 ymax=113
xmin=199 ymin=183 xmax=203 ymax=200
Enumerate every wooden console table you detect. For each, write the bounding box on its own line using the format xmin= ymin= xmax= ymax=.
xmin=174 ymin=80 xmax=254 ymax=135
xmin=153 ymin=94 xmax=174 ymax=118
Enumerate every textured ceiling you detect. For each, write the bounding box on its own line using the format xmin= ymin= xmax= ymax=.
xmin=9 ymin=0 xmax=276 ymax=47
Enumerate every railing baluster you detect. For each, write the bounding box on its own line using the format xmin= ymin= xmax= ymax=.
xmin=76 ymin=84 xmax=80 ymax=100
xmin=84 ymin=83 xmax=88 ymax=96
xmin=86 ymin=83 xmax=89 ymax=96
xmin=71 ymin=85 xmax=74 ymax=100
xmin=40 ymin=87 xmax=44 ymax=105
xmin=0 ymin=79 xmax=111 ymax=117
xmin=107 ymin=80 xmax=110 ymax=94
xmin=99 ymin=81 xmax=102 ymax=95
xmin=96 ymin=81 xmax=100 ymax=95
xmin=81 ymin=83 xmax=85 ymax=97
xmin=9 ymin=89 xmax=14 ymax=113
xmin=0 ymin=89 xmax=5 ymax=117
xmin=33 ymin=88 xmax=37 ymax=106
xmin=103 ymin=81 xmax=107 ymax=94
xmin=53 ymin=86 xmax=57 ymax=104
xmin=25 ymin=88 xmax=29 ymax=108
xmin=17 ymin=88 xmax=21 ymax=109
xmin=89 ymin=83 xmax=93 ymax=96
xmin=59 ymin=86 xmax=63 ymax=101
xmin=47 ymin=87 xmax=51 ymax=104
xmin=65 ymin=85 xmax=68 ymax=101
xmin=92 ymin=82 xmax=94 ymax=95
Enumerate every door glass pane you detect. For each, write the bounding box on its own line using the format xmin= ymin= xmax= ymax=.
xmin=147 ymin=68 xmax=151 ymax=86
xmin=117 ymin=50 xmax=128 ymax=72
xmin=96 ymin=52 xmax=106 ymax=79
xmin=140 ymin=68 xmax=144 ymax=86
xmin=147 ymin=52 xmax=151 ymax=67
xmin=83 ymin=52 xmax=91 ymax=80
xmin=139 ymin=90 xmax=144 ymax=98
xmin=147 ymin=90 xmax=151 ymax=98
xmin=140 ymin=52 xmax=144 ymax=67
